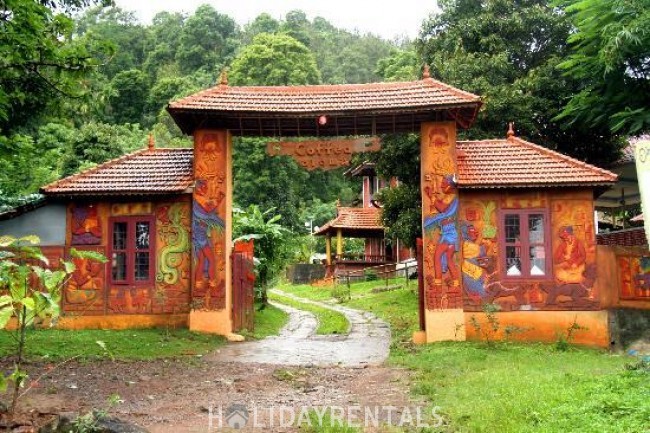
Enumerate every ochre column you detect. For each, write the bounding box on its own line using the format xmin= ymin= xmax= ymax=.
xmin=336 ymin=228 xmax=343 ymax=257
xmin=325 ymin=235 xmax=332 ymax=265
xmin=420 ymin=121 xmax=466 ymax=342
xmin=189 ymin=129 xmax=233 ymax=335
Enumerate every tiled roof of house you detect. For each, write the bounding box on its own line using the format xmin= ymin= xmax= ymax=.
xmin=314 ymin=207 xmax=383 ymax=236
xmin=41 ymin=148 xmax=194 ymax=196
xmin=456 ymin=137 xmax=617 ymax=188
xmin=39 ymin=133 xmax=616 ymax=197
xmin=168 ymin=78 xmax=481 ymax=114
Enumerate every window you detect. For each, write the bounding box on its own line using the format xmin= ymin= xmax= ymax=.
xmin=499 ymin=209 xmax=551 ymax=278
xmin=109 ymin=216 xmax=154 ymax=285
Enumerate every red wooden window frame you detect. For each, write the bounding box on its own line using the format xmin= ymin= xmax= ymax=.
xmin=108 ymin=216 xmax=155 ymax=285
xmin=498 ymin=208 xmax=552 ymax=280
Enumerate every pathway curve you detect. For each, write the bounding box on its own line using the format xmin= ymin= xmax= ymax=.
xmin=207 ymin=289 xmax=391 ymax=367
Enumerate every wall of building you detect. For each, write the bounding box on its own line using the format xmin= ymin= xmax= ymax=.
xmin=62 ymin=198 xmax=193 ymax=323
xmin=458 ymin=189 xmax=600 ymax=312
xmin=0 ymin=203 xmax=66 ymax=245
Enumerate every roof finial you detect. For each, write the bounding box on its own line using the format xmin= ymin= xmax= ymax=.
xmin=219 ymin=68 xmax=229 ymax=86
xmin=336 ymin=198 xmax=341 ymax=208
xmin=507 ymin=122 xmax=516 ymax=140
xmin=148 ymin=133 xmax=155 ymax=150
xmin=422 ymin=64 xmax=431 ymax=79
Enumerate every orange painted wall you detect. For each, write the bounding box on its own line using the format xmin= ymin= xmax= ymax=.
xmin=62 ymin=197 xmax=193 ymax=326
xmin=464 ymin=311 xmax=610 ymax=348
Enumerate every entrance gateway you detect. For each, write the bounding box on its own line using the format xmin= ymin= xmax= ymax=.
xmin=167 ymin=68 xmax=482 ymax=340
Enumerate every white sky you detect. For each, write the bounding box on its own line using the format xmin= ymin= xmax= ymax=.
xmin=113 ymin=0 xmax=440 ymax=40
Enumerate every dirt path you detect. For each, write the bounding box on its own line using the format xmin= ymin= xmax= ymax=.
xmin=208 ymin=289 xmax=391 ymax=367
xmin=8 ymin=295 xmax=420 ymax=432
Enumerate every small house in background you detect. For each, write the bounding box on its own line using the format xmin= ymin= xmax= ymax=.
xmin=313 ymin=162 xmax=414 ymax=277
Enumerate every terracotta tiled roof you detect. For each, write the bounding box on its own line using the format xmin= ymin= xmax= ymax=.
xmin=456 ymin=137 xmax=617 ymax=188
xmin=41 ymin=148 xmax=194 ymax=196
xmin=168 ymin=78 xmax=481 ymax=114
xmin=314 ymin=207 xmax=383 ymax=236
xmin=596 ymin=227 xmax=647 ymax=247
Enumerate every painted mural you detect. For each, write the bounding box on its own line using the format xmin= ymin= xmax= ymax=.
xmin=154 ymin=201 xmax=192 ymax=314
xmin=70 ymin=204 xmax=102 ymax=245
xmin=460 ymin=192 xmax=600 ymax=312
xmin=421 ymin=122 xmax=462 ymax=310
xmin=193 ymin=131 xmax=228 ymax=310
xmin=63 ymin=246 xmax=106 ymax=315
xmin=618 ymin=256 xmax=650 ymax=299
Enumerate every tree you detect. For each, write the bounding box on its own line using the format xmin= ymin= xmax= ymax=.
xmin=176 ymin=4 xmax=239 ymax=75
xmin=417 ymin=0 xmax=622 ymax=166
xmin=371 ymin=134 xmax=422 ymax=248
xmin=106 ymin=69 xmax=149 ymax=124
xmin=242 ymin=12 xmax=280 ymax=44
xmin=60 ymin=122 xmax=146 ymax=176
xmin=557 ymin=0 xmax=650 ymax=135
xmin=230 ymin=33 xmax=321 ymax=86
xmin=0 ymin=0 xmax=112 ymax=133
xmin=376 ymin=48 xmax=419 ymax=81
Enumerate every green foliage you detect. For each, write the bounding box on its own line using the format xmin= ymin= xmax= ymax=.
xmin=0 ymin=235 xmax=106 ymax=413
xmin=244 ymin=303 xmax=289 ymax=339
xmin=230 ymin=33 xmax=321 ymax=86
xmin=176 ymin=4 xmax=239 ymax=75
xmin=106 ymin=69 xmax=149 ymax=124
xmin=375 ymin=48 xmax=419 ymax=81
xmin=417 ymin=0 xmax=623 ymax=165
xmin=0 ymin=0 xmax=112 ymax=132
xmin=233 ymin=205 xmax=294 ymax=302
xmin=556 ymin=0 xmax=650 ymax=135
xmin=371 ymin=134 xmax=421 ymax=248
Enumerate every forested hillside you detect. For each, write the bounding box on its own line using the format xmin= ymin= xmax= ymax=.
xmin=0 ymin=2 xmax=411 ymax=230
xmin=2 ymin=0 xmax=648 ymax=236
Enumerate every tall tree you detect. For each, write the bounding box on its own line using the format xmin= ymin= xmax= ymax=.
xmin=176 ymin=4 xmax=239 ymax=75
xmin=0 ymin=0 xmax=112 ymax=133
xmin=557 ymin=0 xmax=650 ymax=135
xmin=229 ymin=33 xmax=321 ymax=86
xmin=417 ymin=0 xmax=622 ymax=165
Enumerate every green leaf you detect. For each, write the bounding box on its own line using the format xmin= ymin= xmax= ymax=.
xmin=70 ymin=248 xmax=108 ymax=263
xmin=0 ymin=235 xmax=17 ymax=248
xmin=0 ymin=295 xmax=12 ymax=308
xmin=0 ymin=306 xmax=13 ymax=329
xmin=21 ymin=297 xmax=35 ymax=311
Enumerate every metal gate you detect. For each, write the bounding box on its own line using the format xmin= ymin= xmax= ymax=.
xmin=231 ymin=240 xmax=255 ymax=332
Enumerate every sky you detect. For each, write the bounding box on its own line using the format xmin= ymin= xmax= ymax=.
xmin=113 ymin=0 xmax=440 ymax=41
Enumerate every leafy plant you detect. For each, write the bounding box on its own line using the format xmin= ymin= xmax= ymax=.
xmin=233 ymin=205 xmax=294 ymax=304
xmin=555 ymin=318 xmax=588 ymax=351
xmin=0 ymin=235 xmax=106 ymax=414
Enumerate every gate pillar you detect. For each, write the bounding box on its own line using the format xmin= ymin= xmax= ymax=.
xmin=419 ymin=122 xmax=466 ymax=342
xmin=189 ymin=129 xmax=233 ymax=335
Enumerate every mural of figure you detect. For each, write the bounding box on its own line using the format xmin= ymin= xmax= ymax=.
xmin=424 ymin=175 xmax=460 ymax=290
xmin=461 ymin=224 xmax=488 ymax=299
xmin=193 ymin=179 xmax=225 ymax=295
xmin=554 ymin=226 xmax=586 ymax=284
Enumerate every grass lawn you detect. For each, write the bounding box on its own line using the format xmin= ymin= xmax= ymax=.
xmin=269 ymin=291 xmax=349 ymax=335
xmin=243 ymin=303 xmax=290 ymax=339
xmin=0 ymin=328 xmax=225 ymax=361
xmin=280 ymin=280 xmax=650 ymax=433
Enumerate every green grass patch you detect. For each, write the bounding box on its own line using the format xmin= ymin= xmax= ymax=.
xmin=279 ymin=279 xmax=649 ymax=432
xmin=0 ymin=328 xmax=225 ymax=361
xmin=269 ymin=292 xmax=349 ymax=335
xmin=242 ymin=303 xmax=290 ymax=339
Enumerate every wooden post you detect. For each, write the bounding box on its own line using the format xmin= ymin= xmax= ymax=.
xmin=326 ymin=235 xmax=332 ymax=265
xmin=336 ymin=228 xmax=343 ymax=258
